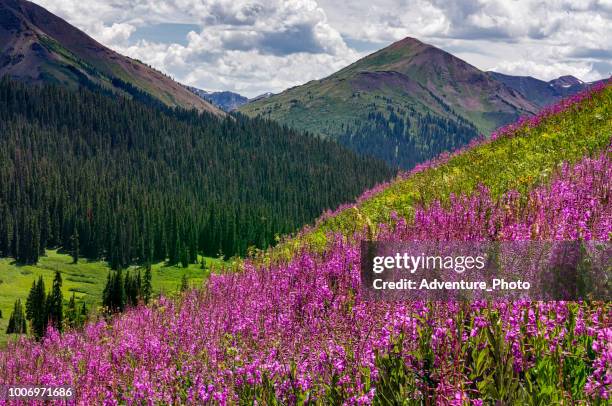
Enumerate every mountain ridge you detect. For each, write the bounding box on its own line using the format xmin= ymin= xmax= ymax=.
xmin=238 ymin=36 xmax=542 ymax=168
xmin=0 ymin=0 xmax=222 ymax=114
xmin=187 ymin=86 xmax=249 ymax=111
xmin=486 ymin=71 xmax=596 ymax=107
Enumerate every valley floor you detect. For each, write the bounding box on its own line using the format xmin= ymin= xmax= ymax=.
xmin=0 ymin=250 xmax=226 ymax=345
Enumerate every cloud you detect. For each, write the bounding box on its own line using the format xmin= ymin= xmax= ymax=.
xmin=35 ymin=0 xmax=358 ymax=96
xmin=33 ymin=0 xmax=611 ymax=94
xmin=319 ymin=0 xmax=611 ymax=81
xmin=492 ymin=59 xmax=595 ymax=81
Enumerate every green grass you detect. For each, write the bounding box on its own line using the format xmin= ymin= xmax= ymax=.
xmin=0 ymin=250 xmax=227 ymax=345
xmin=270 ymin=84 xmax=611 ymax=260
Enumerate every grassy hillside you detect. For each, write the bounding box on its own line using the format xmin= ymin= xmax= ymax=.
xmin=0 ymin=251 xmax=227 ymax=345
xmin=0 ymin=86 xmax=609 ymax=403
xmin=271 ymin=83 xmax=611 ymax=260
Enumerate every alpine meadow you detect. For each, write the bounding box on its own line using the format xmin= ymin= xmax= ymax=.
xmin=0 ymin=0 xmax=610 ymax=405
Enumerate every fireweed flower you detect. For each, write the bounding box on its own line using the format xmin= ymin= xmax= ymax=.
xmin=0 ymin=86 xmax=610 ymax=404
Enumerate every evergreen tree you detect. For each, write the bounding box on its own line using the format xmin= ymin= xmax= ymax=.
xmin=25 ymin=277 xmax=48 ymax=339
xmin=6 ymin=299 xmax=27 ymax=334
xmin=124 ymin=270 xmax=142 ymax=307
xmin=71 ymin=226 xmax=79 ymax=264
xmin=180 ymin=274 xmax=189 ymax=292
xmin=103 ymin=269 xmax=126 ymax=312
xmin=79 ymin=302 xmax=87 ymax=326
xmin=47 ymin=270 xmax=63 ymax=331
xmin=143 ymin=265 xmax=152 ymax=305
xmin=66 ymin=293 xmax=77 ymax=328
xmin=113 ymin=268 xmax=125 ymax=312
xmin=180 ymin=245 xmax=189 ymax=268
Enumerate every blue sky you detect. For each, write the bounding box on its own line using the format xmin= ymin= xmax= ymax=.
xmin=36 ymin=0 xmax=611 ymax=97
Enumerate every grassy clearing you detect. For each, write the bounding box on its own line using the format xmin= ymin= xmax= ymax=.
xmin=0 ymin=250 xmax=226 ymax=345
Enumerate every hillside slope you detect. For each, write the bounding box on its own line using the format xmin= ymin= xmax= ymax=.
xmin=1 ymin=84 xmax=610 ymax=404
xmin=272 ymin=82 xmax=611 ymax=259
xmin=0 ymin=79 xmax=392 ymax=268
xmin=0 ymin=0 xmax=222 ymax=114
xmin=239 ymin=37 xmax=539 ymax=168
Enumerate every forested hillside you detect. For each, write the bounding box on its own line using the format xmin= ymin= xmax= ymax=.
xmin=0 ymin=78 xmax=393 ymax=267
xmin=336 ymin=107 xmax=479 ymax=169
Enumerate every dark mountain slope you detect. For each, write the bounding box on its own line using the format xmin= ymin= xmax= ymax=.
xmin=0 ymin=79 xmax=392 ymax=267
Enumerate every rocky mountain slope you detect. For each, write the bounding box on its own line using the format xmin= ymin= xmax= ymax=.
xmin=0 ymin=0 xmax=222 ymax=114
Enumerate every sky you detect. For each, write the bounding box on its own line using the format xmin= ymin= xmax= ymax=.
xmin=35 ymin=0 xmax=612 ymax=98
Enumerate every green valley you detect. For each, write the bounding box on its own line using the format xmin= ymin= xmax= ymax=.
xmin=0 ymin=250 xmax=227 ymax=344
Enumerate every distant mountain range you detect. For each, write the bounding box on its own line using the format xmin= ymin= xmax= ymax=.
xmin=0 ymin=0 xmax=222 ymax=114
xmin=187 ymin=87 xmax=249 ymax=111
xmin=187 ymin=86 xmax=274 ymax=112
xmin=239 ymin=37 xmax=602 ymax=168
xmin=1 ymin=0 xmax=603 ymax=171
xmin=486 ymin=72 xmax=594 ymax=107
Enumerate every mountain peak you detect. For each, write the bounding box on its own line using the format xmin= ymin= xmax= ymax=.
xmin=388 ymin=36 xmax=429 ymax=49
xmin=549 ymin=75 xmax=584 ymax=87
xmin=0 ymin=0 xmax=223 ymax=114
xmin=240 ymin=35 xmax=539 ymax=168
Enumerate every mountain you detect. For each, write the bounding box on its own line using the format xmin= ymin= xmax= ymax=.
xmin=187 ymin=86 xmax=249 ymax=111
xmin=239 ymin=37 xmax=538 ymax=169
xmin=274 ymin=82 xmax=611 ymax=258
xmin=0 ymin=0 xmax=222 ymax=114
xmin=487 ymin=72 xmax=592 ymax=107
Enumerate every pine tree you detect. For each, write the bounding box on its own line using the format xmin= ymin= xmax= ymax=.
xmin=180 ymin=245 xmax=189 ymax=268
xmin=25 ymin=277 xmax=48 ymax=339
xmin=113 ymin=268 xmax=125 ymax=312
xmin=80 ymin=302 xmax=87 ymax=326
xmin=180 ymin=273 xmax=189 ymax=292
xmin=66 ymin=293 xmax=77 ymax=328
xmin=6 ymin=299 xmax=27 ymax=334
xmin=48 ymin=270 xmax=63 ymax=331
xmin=102 ymin=272 xmax=112 ymax=310
xmin=71 ymin=226 xmax=79 ymax=264
xmin=103 ymin=269 xmax=126 ymax=313
xmin=143 ymin=265 xmax=152 ymax=305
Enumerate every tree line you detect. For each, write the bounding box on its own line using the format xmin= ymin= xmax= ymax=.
xmin=6 ymin=271 xmax=87 ymax=339
xmin=5 ymin=266 xmax=153 ymax=339
xmin=0 ymin=78 xmax=393 ymax=268
xmin=338 ymin=106 xmax=480 ymax=169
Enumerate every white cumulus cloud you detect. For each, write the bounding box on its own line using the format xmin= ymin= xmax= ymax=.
xmin=33 ymin=0 xmax=611 ymax=94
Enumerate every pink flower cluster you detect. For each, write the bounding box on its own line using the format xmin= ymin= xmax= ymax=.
xmin=1 ymin=148 xmax=609 ymax=404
